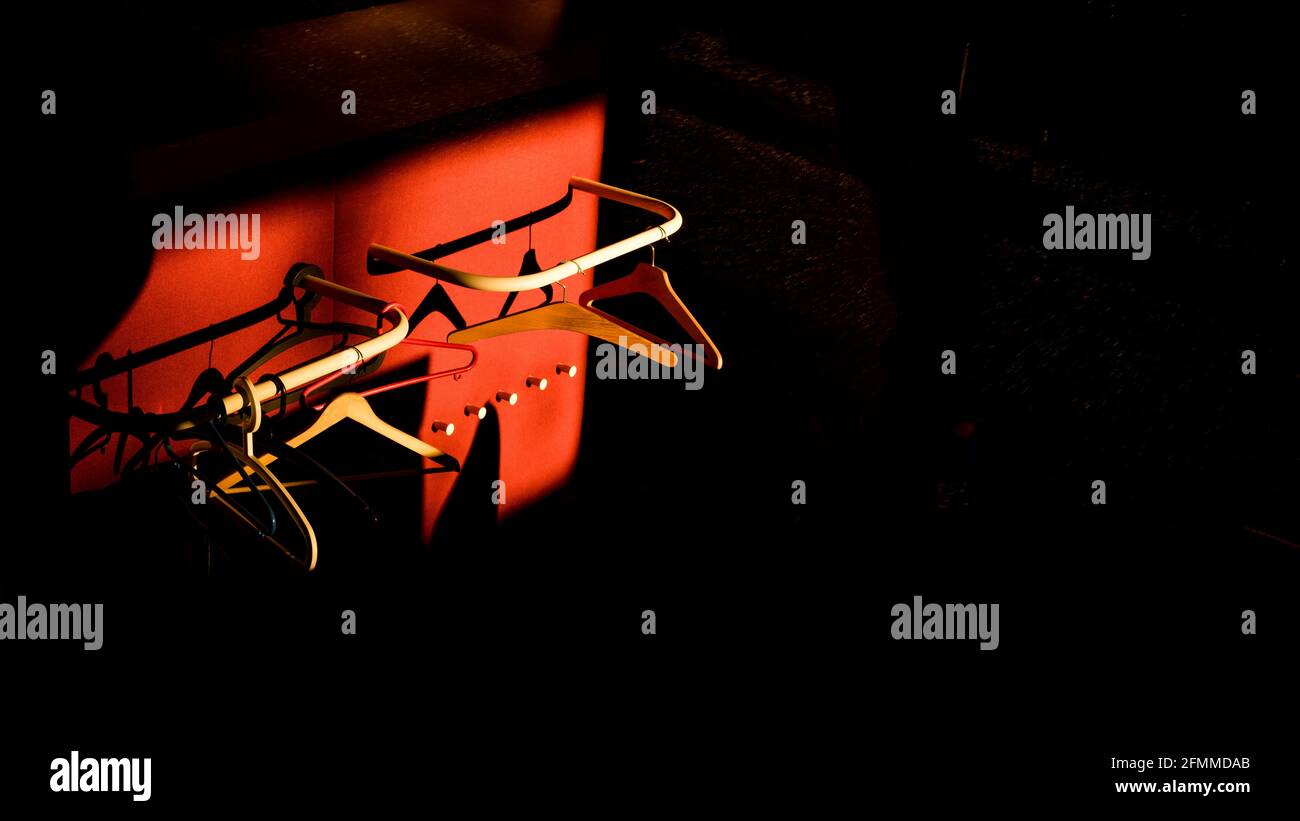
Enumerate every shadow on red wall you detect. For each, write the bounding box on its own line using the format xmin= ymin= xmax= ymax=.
xmin=71 ymin=96 xmax=606 ymax=546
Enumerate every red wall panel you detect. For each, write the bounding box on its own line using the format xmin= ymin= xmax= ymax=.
xmin=71 ymin=96 xmax=606 ymax=545
xmin=332 ymin=97 xmax=605 ymax=538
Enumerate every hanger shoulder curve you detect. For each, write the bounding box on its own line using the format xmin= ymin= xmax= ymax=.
xmin=579 ymin=263 xmax=722 ymax=368
xmin=192 ymin=440 xmax=319 ymax=570
xmin=447 ymin=302 xmax=679 ymax=368
xmin=284 ymin=392 xmax=459 ymax=470
xmin=214 ymin=390 xmax=458 ymax=496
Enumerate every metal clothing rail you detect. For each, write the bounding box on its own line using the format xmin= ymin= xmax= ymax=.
xmin=366 ymin=177 xmax=682 ymax=293
xmin=173 ymin=273 xmax=410 ymax=432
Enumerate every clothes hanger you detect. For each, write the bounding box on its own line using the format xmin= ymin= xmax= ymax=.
xmin=71 ymin=358 xmax=123 ymax=466
xmin=307 ymin=338 xmax=477 ymax=411
xmin=217 ymin=334 xmax=471 ymax=503
xmin=213 ymin=345 xmax=460 ymax=497
xmin=255 ymin=438 xmax=382 ymax=527
xmin=101 ymin=367 xmax=221 ymax=474
xmin=216 ymin=335 xmax=473 ymax=493
xmin=286 ymin=338 xmax=460 ymax=471
xmin=367 ymin=189 xmax=574 ymax=276
xmin=289 ymin=301 xmax=477 ymax=409
xmin=221 ymin=391 xmax=461 ymax=487
xmin=578 ymin=244 xmax=722 ymax=369
xmin=367 ymin=177 xmax=682 ymax=293
xmin=70 ymin=353 xmax=157 ymax=472
xmin=494 ymin=216 xmax=553 ymax=319
xmin=371 ymin=201 xmax=559 ymax=338
xmin=159 ymin=434 xmax=280 ymax=573
xmin=447 ymin=280 xmax=680 ymax=368
xmin=70 ymin=266 xmax=411 ymax=441
xmin=226 ymin=264 xmax=389 ymax=400
xmin=227 ymin=373 xmax=382 ymax=528
xmin=187 ymin=385 xmax=319 ymax=570
xmin=202 ymin=426 xmax=378 ymax=552
xmin=190 ymin=438 xmax=319 ymax=570
xmin=407 ymin=281 xmax=469 ymax=336
xmin=70 ymin=274 xmax=420 ymax=552
xmin=228 ymin=321 xmax=384 ymax=391
xmin=168 ymin=275 xmax=414 ymax=437
xmin=199 ymin=418 xmax=280 ymax=538
xmin=366 ymin=178 xmax=689 ymax=365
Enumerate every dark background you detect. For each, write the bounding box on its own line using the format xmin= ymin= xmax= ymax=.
xmin=4 ymin=0 xmax=1296 ymax=810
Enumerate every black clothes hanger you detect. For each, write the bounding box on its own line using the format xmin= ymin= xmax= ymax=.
xmin=110 ymin=357 xmax=139 ymax=475
xmin=365 ymin=189 xmax=574 ymax=276
xmin=159 ymin=434 xmax=272 ymax=541
xmin=66 ymin=265 xmax=386 ymax=460
xmin=367 ymin=194 xmax=572 ymax=334
xmin=70 ymin=427 xmax=114 ymax=466
xmin=118 ymin=367 xmax=228 ymax=474
xmin=158 ymin=433 xmax=310 ymax=571
xmin=495 ymin=219 xmax=555 ymax=319
xmin=71 ymin=352 xmax=153 ymax=470
xmin=407 ymin=282 xmax=469 ymax=335
xmin=249 ymin=373 xmax=381 ymax=527
xmin=224 ymin=263 xmax=388 ymax=398
xmin=204 ymin=418 xmax=280 ymax=537
xmin=259 ymin=439 xmax=381 ymax=527
xmin=66 ymin=264 xmax=314 ymax=438
xmin=71 ymin=356 xmax=125 ymax=466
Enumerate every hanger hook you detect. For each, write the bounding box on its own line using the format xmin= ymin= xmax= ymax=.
xmin=560 ymin=258 xmax=584 ymax=278
xmin=232 ymin=376 xmax=263 ymax=458
xmin=259 ymin=373 xmax=289 ymax=421
xmin=556 ymin=280 xmax=567 ymax=303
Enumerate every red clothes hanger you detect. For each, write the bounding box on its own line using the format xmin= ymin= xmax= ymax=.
xmin=299 ymin=303 xmax=478 ymax=410
xmin=578 ymin=247 xmax=722 ymax=369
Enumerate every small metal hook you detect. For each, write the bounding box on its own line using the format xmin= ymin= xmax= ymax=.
xmin=560 ymin=258 xmax=584 ymax=278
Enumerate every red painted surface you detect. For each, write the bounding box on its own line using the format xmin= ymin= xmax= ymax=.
xmin=70 ymin=188 xmax=337 ymax=493
xmin=333 ymin=97 xmax=605 ymax=538
xmin=72 ymin=97 xmax=606 ymax=544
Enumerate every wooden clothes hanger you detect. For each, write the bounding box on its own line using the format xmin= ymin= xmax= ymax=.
xmin=213 ymin=392 xmax=459 ymax=502
xmin=213 ymin=303 xmax=467 ymax=513
xmin=284 ymin=327 xmax=462 ymax=471
xmin=214 ymin=345 xmax=461 ymax=500
xmin=369 ymin=178 xmax=717 ymax=368
xmin=443 ymin=214 xmax=680 ymax=365
xmin=216 ymin=373 xmax=382 ymax=529
xmin=578 ymin=247 xmax=722 ymax=369
xmin=214 ymin=337 xmax=474 ymax=498
xmin=280 ymin=391 xmax=458 ymax=470
xmin=447 ymin=281 xmax=681 ymax=368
